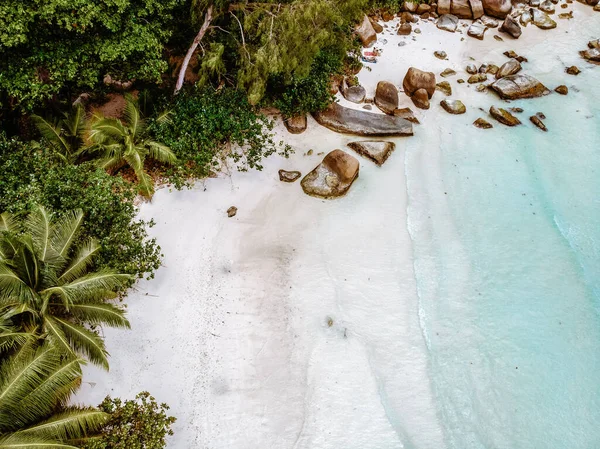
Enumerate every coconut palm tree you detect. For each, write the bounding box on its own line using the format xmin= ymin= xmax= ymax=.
xmin=0 ymin=207 xmax=132 ymax=370
xmin=0 ymin=342 xmax=108 ymax=448
xmin=31 ymin=104 xmax=87 ymax=164
xmin=87 ymin=98 xmax=176 ymax=197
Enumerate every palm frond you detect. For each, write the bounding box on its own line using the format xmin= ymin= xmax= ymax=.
xmin=42 ymin=270 xmax=131 ymax=307
xmin=15 ymin=357 xmax=82 ymax=421
xmin=18 ymin=407 xmax=107 ymax=441
xmin=96 ymin=156 xmax=123 ymax=171
xmin=135 ymin=170 xmax=154 ymax=198
xmin=56 ymin=240 xmax=99 ymax=285
xmin=123 ymin=99 xmax=145 ymax=140
xmin=147 ymin=141 xmax=176 ymax=165
xmin=51 ymin=319 xmax=109 ymax=370
xmin=49 ymin=210 xmax=84 ymax=260
xmin=0 ymin=212 xmax=18 ymax=234
xmin=0 ymin=344 xmax=60 ymax=429
xmin=155 ymin=110 xmax=173 ymax=125
xmin=0 ymin=433 xmax=79 ymax=448
xmin=24 ymin=208 xmax=52 ymax=263
xmin=0 ymin=328 xmax=34 ymax=354
xmin=30 ymin=116 xmax=71 ymax=157
xmin=43 ymin=318 xmax=77 ymax=363
xmin=68 ymin=303 xmax=130 ymax=329
xmin=89 ymin=117 xmax=126 ymax=145
xmin=62 ymin=105 xmax=86 ymax=143
xmin=0 ymin=264 xmax=34 ymax=305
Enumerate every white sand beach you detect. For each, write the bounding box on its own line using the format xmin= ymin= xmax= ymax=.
xmin=78 ymin=5 xmax=600 ymax=448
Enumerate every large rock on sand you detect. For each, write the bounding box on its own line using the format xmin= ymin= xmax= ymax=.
xmin=437 ymin=14 xmax=459 ymax=32
xmin=355 ymin=15 xmax=377 ymax=48
xmin=496 ymin=59 xmax=522 ymax=79
xmin=301 ymin=150 xmax=359 ymax=199
xmin=451 ymin=0 xmax=474 ymax=17
xmin=490 ymin=74 xmax=550 ymax=99
xmin=581 ymin=48 xmax=600 ymax=63
xmin=403 ymin=68 xmax=436 ymax=98
xmin=482 ymin=0 xmax=512 ymax=18
xmin=375 ymin=81 xmax=399 ymax=115
xmin=313 ymin=103 xmax=413 ymax=136
xmin=347 ymin=141 xmax=396 ymax=166
xmin=283 ymin=115 xmax=307 ymax=134
xmin=531 ymin=9 xmax=557 ymax=29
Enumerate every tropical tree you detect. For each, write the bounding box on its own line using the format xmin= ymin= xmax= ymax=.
xmin=31 ymin=104 xmax=87 ymax=164
xmin=0 ymin=342 xmax=108 ymax=448
xmin=87 ymin=98 xmax=176 ymax=197
xmin=0 ymin=206 xmax=131 ymax=370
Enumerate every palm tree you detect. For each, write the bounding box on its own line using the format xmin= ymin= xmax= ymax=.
xmin=87 ymin=98 xmax=176 ymax=197
xmin=31 ymin=104 xmax=87 ymax=164
xmin=0 ymin=342 xmax=108 ymax=448
xmin=0 ymin=207 xmax=132 ymax=370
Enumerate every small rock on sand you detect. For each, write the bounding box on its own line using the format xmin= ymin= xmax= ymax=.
xmin=555 ymin=85 xmax=568 ymax=95
xmin=278 ymin=170 xmax=302 ymax=182
xmin=347 ymin=141 xmax=396 ymax=166
xmin=227 ymin=206 xmax=238 ymax=217
xmin=566 ymin=65 xmax=581 ymax=75
xmin=436 ymin=81 xmax=453 ymax=96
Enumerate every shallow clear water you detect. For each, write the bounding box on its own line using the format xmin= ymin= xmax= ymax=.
xmin=405 ymin=20 xmax=600 ymax=449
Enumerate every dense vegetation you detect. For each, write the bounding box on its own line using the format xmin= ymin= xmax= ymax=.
xmin=0 ymin=0 xmax=393 ymax=446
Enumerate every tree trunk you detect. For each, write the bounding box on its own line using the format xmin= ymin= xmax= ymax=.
xmin=174 ymin=5 xmax=214 ymax=95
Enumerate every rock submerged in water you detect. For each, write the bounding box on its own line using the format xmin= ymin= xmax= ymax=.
xmin=313 ymin=103 xmax=413 ymax=136
xmin=301 ymin=150 xmax=359 ymax=199
xmin=490 ymin=74 xmax=550 ymax=99
xmin=441 ymin=99 xmax=467 ymax=114
xmin=530 ymin=115 xmax=548 ymax=132
xmin=490 ymin=106 xmax=521 ymax=126
xmin=278 ymin=170 xmax=302 ymax=183
xmin=347 ymin=141 xmax=396 ymax=166
xmin=283 ymin=115 xmax=307 ymax=134
xmin=555 ymin=85 xmax=568 ymax=95
xmin=474 ymin=117 xmax=493 ymax=128
xmin=375 ymin=81 xmax=399 ymax=115
xmin=581 ymin=48 xmax=600 ymax=63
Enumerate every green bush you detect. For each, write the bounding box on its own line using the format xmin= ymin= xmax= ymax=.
xmin=0 ymin=135 xmax=161 ymax=282
xmin=83 ymin=392 xmax=176 ymax=449
xmin=269 ymin=48 xmax=345 ymax=118
xmin=149 ymin=87 xmax=290 ymax=189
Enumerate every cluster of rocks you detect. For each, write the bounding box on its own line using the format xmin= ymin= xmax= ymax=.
xmin=581 ymin=39 xmax=600 ymax=63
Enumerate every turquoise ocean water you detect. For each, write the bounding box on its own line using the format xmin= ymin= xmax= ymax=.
xmin=406 ymin=18 xmax=600 ymax=449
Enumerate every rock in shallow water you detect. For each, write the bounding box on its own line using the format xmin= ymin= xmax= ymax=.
xmin=530 ymin=115 xmax=548 ymax=131
xmin=474 ymin=117 xmax=493 ymax=128
xmin=581 ymin=48 xmax=600 ymax=62
xmin=496 ymin=59 xmax=522 ymax=79
xmin=490 ymin=74 xmax=550 ymax=99
xmin=490 ymin=106 xmax=522 ymax=126
xmin=441 ymin=99 xmax=467 ymax=114
xmin=347 ymin=141 xmax=396 ymax=166
xmin=555 ymin=85 xmax=568 ymax=95
xmin=313 ymin=103 xmax=413 ymax=136
xmin=301 ymin=150 xmax=359 ymax=199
